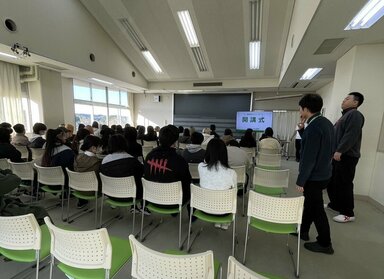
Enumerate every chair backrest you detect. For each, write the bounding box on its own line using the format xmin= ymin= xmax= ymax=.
xmin=253 ymin=167 xmax=289 ymax=189
xmin=0 ymin=213 xmax=41 ymax=251
xmin=141 ymin=178 xmax=183 ymax=205
xmin=100 ymin=174 xmax=136 ymax=199
xmin=142 ymin=146 xmax=154 ymax=159
xmin=129 ymin=235 xmax=214 ymax=279
xmin=30 ymin=148 xmax=45 ymax=161
xmin=190 ymin=184 xmax=237 ymax=215
xmin=240 ymin=147 xmax=255 ymax=162
xmin=188 ymin=163 xmax=200 ymax=180
xmin=142 ymin=140 xmax=157 ymax=147
xmin=247 ymin=191 xmax=304 ymax=224
xmin=34 ymin=164 xmax=65 ymax=186
xmin=255 ymin=153 xmax=281 ymax=169
xmin=44 ymin=216 xmax=112 ymax=270
xmin=14 ymin=145 xmax=29 ymax=159
xmin=227 ymin=256 xmax=268 ymax=279
xmin=258 ymin=148 xmax=280 ymax=155
xmin=0 ymin=158 xmax=10 ymax=170
xmin=8 ymin=160 xmax=35 ymax=180
xmin=65 ymin=168 xmax=98 ymax=192
xmin=178 ymin=143 xmax=187 ymax=150
xmin=231 ymin=165 xmax=246 ymax=184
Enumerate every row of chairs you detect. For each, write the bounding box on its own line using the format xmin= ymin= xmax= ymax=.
xmin=0 ymin=211 xmax=297 ymax=279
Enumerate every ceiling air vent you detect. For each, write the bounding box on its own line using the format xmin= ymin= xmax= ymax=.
xmin=314 ymin=38 xmax=344 ymax=55
xmin=193 ymin=82 xmax=222 ymax=87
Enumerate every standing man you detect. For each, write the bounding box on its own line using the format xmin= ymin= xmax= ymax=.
xmin=296 ymin=94 xmax=335 ymax=254
xmin=326 ymin=92 xmax=364 ymax=223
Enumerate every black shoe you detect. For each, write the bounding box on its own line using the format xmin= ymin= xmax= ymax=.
xmin=77 ymin=200 xmax=89 ymax=209
xmin=304 ymin=241 xmax=334 ymax=255
xmin=290 ymin=232 xmax=309 ymax=241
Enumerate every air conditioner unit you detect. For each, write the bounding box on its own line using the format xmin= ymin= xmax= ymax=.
xmin=19 ymin=65 xmax=39 ymax=82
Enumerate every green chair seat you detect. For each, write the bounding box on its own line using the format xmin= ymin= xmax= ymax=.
xmin=57 ymin=236 xmax=132 ymax=279
xmin=73 ymin=191 xmax=97 ymax=200
xmin=254 ymin=185 xmax=285 ymax=196
xmin=193 ymin=210 xmax=233 ymax=224
xmin=164 ymin=250 xmax=221 ymax=279
xmin=146 ymin=203 xmax=180 ymax=214
xmin=250 ymin=217 xmax=296 ymax=234
xmin=41 ymin=185 xmax=62 ymax=194
xmin=105 ymin=198 xmax=134 ymax=207
xmin=0 ymin=224 xmax=51 ymax=262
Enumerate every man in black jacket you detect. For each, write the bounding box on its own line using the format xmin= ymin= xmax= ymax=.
xmin=296 ymin=94 xmax=335 ymax=254
xmin=144 ymin=125 xmax=191 ymax=204
xmin=326 ymin=92 xmax=364 ymax=223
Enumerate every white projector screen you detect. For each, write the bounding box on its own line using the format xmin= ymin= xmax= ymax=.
xmin=236 ymin=111 xmax=273 ymax=132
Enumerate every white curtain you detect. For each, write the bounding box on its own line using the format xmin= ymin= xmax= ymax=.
xmin=128 ymin=92 xmax=135 ymax=127
xmin=0 ymin=61 xmax=23 ymax=124
xmin=272 ymin=111 xmax=300 ymax=156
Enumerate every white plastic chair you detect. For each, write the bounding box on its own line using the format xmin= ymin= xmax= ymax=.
xmin=0 ymin=158 xmax=10 ymax=170
xmin=8 ymin=160 xmax=35 ymax=202
xmin=0 ymin=214 xmax=51 ymax=279
xmin=34 ymin=164 xmax=66 ymax=220
xmin=232 ymin=165 xmax=247 ymax=216
xmin=99 ymin=174 xmax=137 ymax=232
xmin=255 ymin=153 xmax=281 ymax=169
xmin=44 ymin=216 xmax=132 ymax=279
xmin=227 ymin=256 xmax=269 ymax=279
xmin=30 ymin=148 xmax=45 ymax=161
xmin=142 ymin=140 xmax=157 ymax=147
xmin=187 ymin=184 xmax=237 ymax=256
xmin=253 ymin=167 xmax=289 ymax=196
xmin=65 ymin=168 xmax=99 ymax=225
xmin=142 ymin=146 xmax=154 ymax=159
xmin=14 ymin=145 xmax=29 ymax=160
xmin=240 ymin=147 xmax=255 ymax=163
xmin=129 ymin=234 xmax=216 ymax=279
xmin=188 ymin=163 xmax=200 ymax=180
xmin=243 ymin=191 xmax=304 ymax=277
xmin=140 ymin=178 xmax=184 ymax=248
xmin=258 ymin=148 xmax=280 ymax=155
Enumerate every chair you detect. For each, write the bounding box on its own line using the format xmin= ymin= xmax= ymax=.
xmin=187 ymin=184 xmax=237 ymax=256
xmin=8 ymin=160 xmax=35 ymax=202
xmin=34 ymin=164 xmax=66 ymax=220
xmin=129 ymin=234 xmax=218 ymax=279
xmin=227 ymin=256 xmax=270 ymax=279
xmin=253 ymin=167 xmax=289 ymax=196
xmin=0 ymin=214 xmax=51 ymax=279
xmin=243 ymin=191 xmax=304 ymax=278
xmin=65 ymin=168 xmax=99 ymax=225
xmin=258 ymin=148 xmax=280 ymax=155
xmin=142 ymin=140 xmax=158 ymax=147
xmin=44 ymin=216 xmax=132 ymax=279
xmin=255 ymin=153 xmax=281 ymax=169
xmin=178 ymin=142 xmax=187 ymax=150
xmin=232 ymin=165 xmax=247 ymax=216
xmin=99 ymin=174 xmax=137 ymax=232
xmin=140 ymin=178 xmax=185 ymax=248
xmin=240 ymin=147 xmax=255 ymax=163
xmin=14 ymin=145 xmax=30 ymax=160
xmin=142 ymin=146 xmax=154 ymax=159
xmin=30 ymin=148 xmax=45 ymax=161
xmin=188 ymin=163 xmax=200 ymax=181
xmin=0 ymin=158 xmax=10 ymax=170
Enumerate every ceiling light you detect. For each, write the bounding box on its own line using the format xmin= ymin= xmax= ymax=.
xmin=0 ymin=51 xmax=17 ymax=59
xmin=142 ymin=50 xmax=162 ymax=73
xmin=300 ymin=68 xmax=322 ymax=80
xmin=249 ymin=41 xmax=260 ymax=70
xmin=91 ymin=78 xmax=113 ymax=85
xmin=345 ymin=0 xmax=384 ymax=30
xmin=177 ymin=10 xmax=199 ymax=47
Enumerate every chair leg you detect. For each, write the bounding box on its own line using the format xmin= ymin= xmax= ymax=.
xmin=140 ymin=200 xmax=145 ymax=241
xmin=61 ymin=184 xmax=65 ymax=221
xmin=242 ymin=183 xmax=245 ymax=216
xmin=49 ymin=255 xmax=54 ymax=279
xmin=99 ymin=195 xmax=104 ymax=228
xmin=132 ymin=200 xmax=136 ymax=234
xmin=94 ymin=193 xmax=98 ymax=227
xmin=178 ymin=206 xmax=182 ymax=249
xmin=36 ymin=182 xmax=40 ymax=202
xmin=243 ymin=220 xmax=250 ymax=264
xmin=66 ymin=189 xmax=71 ymax=223
xmin=232 ymin=217 xmax=236 ymax=256
xmin=35 ymin=251 xmax=39 ymax=279
xmin=187 ymin=208 xmax=193 ymax=252
xmin=296 ymin=229 xmax=301 ymax=278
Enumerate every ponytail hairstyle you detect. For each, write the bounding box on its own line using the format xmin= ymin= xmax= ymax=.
xmin=41 ymin=128 xmax=63 ymax=166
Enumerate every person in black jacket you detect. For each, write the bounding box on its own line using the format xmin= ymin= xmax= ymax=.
xmin=296 ymin=94 xmax=335 ymax=255
xmin=124 ymin=127 xmax=143 ymax=159
xmin=144 ymin=125 xmax=191 ymax=205
xmin=239 ymin=129 xmax=257 ymax=148
xmin=0 ymin=127 xmax=23 ymax=162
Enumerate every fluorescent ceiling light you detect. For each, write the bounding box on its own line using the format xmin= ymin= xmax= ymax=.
xmin=249 ymin=41 xmax=260 ymax=70
xmin=0 ymin=51 xmax=17 ymax=59
xmin=345 ymin=0 xmax=384 ymax=30
xmin=91 ymin=78 xmax=113 ymax=85
xmin=300 ymin=68 xmax=322 ymax=80
xmin=142 ymin=50 xmax=162 ymax=73
xmin=177 ymin=10 xmax=199 ymax=47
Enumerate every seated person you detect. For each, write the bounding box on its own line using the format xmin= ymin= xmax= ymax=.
xmin=239 ymin=128 xmax=256 ymax=148
xmin=142 ymin=125 xmax=158 ymax=144
xmin=182 ymin=132 xmax=206 ymax=163
xmin=221 ymin=128 xmax=235 ymax=145
xmin=0 ymin=127 xmax=23 ymax=162
xmin=124 ymin=127 xmax=143 ymax=159
xmin=28 ymin=122 xmax=47 ymax=148
xmin=178 ymin=128 xmax=191 ymax=144
xmin=11 ymin=124 xmax=30 ymax=146
xmin=258 ymin=127 xmax=281 ymax=152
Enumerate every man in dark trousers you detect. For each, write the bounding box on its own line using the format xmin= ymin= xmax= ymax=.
xmin=296 ymin=94 xmax=335 ymax=254
xmin=326 ymin=92 xmax=364 ymax=223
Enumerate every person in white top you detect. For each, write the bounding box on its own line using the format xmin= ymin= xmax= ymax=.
xmin=258 ymin=127 xmax=281 ymax=152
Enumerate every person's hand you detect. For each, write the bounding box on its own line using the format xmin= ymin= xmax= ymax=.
xmin=333 ymin=152 xmax=342 ymax=161
xmin=296 ymin=185 xmax=304 ymax=193
xmin=297 ymin=123 xmax=304 ymax=129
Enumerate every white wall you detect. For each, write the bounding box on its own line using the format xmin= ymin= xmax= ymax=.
xmin=61 ymin=78 xmax=75 ymax=126
xmin=133 ymin=93 xmax=173 ymax=127
xmin=317 ymin=81 xmax=334 ymax=120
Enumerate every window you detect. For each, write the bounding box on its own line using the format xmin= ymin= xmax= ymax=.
xmin=73 ymin=80 xmax=131 ymax=129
